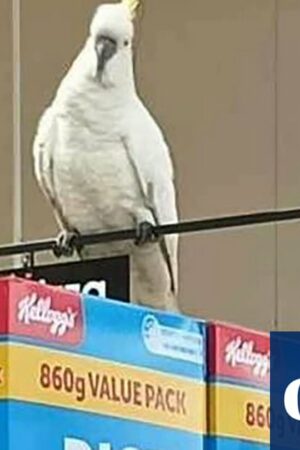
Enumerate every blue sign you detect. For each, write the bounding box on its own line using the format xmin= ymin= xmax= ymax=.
xmin=271 ymin=332 xmax=300 ymax=449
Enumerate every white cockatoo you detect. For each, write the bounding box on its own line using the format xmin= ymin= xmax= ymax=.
xmin=33 ymin=0 xmax=179 ymax=311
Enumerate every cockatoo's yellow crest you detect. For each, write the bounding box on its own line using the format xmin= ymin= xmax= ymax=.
xmin=122 ymin=0 xmax=140 ymax=19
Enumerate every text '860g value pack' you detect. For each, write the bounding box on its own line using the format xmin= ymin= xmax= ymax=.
xmin=0 ymin=277 xmax=206 ymax=450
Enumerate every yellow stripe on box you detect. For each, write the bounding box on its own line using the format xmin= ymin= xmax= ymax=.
xmin=209 ymin=384 xmax=270 ymax=444
xmin=0 ymin=343 xmax=205 ymax=434
xmin=0 ymin=346 xmax=7 ymax=397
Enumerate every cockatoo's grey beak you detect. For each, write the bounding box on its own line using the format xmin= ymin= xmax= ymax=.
xmin=95 ymin=36 xmax=117 ymax=77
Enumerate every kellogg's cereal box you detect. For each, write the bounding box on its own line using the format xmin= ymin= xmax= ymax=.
xmin=206 ymin=322 xmax=270 ymax=450
xmin=0 ymin=277 xmax=206 ymax=450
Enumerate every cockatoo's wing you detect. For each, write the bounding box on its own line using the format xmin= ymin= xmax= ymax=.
xmin=33 ymin=107 xmax=69 ymax=230
xmin=123 ymin=102 xmax=179 ymax=294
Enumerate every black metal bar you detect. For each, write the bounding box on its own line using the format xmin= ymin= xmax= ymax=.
xmin=0 ymin=208 xmax=300 ymax=258
xmin=0 ymin=238 xmax=57 ymax=257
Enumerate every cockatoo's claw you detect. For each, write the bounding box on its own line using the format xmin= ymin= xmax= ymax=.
xmin=53 ymin=230 xmax=81 ymax=258
xmin=135 ymin=221 xmax=158 ymax=246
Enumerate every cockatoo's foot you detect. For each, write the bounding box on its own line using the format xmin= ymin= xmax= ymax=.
xmin=135 ymin=221 xmax=159 ymax=246
xmin=53 ymin=229 xmax=81 ymax=258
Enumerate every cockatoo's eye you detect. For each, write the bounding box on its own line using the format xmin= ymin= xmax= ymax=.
xmin=124 ymin=39 xmax=129 ymax=47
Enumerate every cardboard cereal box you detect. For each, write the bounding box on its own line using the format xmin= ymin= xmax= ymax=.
xmin=0 ymin=277 xmax=206 ymax=450
xmin=206 ymin=322 xmax=270 ymax=450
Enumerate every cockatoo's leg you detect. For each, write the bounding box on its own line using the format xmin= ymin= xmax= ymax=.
xmin=134 ymin=183 xmax=160 ymax=246
xmin=135 ymin=221 xmax=159 ymax=246
xmin=53 ymin=229 xmax=82 ymax=258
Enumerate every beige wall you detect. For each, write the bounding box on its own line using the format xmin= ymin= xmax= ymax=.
xmin=1 ymin=0 xmax=300 ymax=330
xmin=278 ymin=0 xmax=300 ymax=330
xmin=0 ymin=0 xmax=13 ymax=245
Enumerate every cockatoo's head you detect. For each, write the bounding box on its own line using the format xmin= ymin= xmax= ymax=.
xmin=88 ymin=0 xmax=139 ymax=86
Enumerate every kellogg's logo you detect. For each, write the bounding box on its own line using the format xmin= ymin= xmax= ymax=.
xmin=225 ymin=336 xmax=270 ymax=378
xmin=10 ymin=284 xmax=83 ymax=345
xmin=17 ymin=293 xmax=77 ymax=337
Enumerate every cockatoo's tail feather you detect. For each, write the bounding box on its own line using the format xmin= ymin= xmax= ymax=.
xmin=122 ymin=0 xmax=140 ymax=19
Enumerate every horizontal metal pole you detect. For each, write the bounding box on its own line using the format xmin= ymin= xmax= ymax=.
xmin=0 ymin=208 xmax=300 ymax=259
